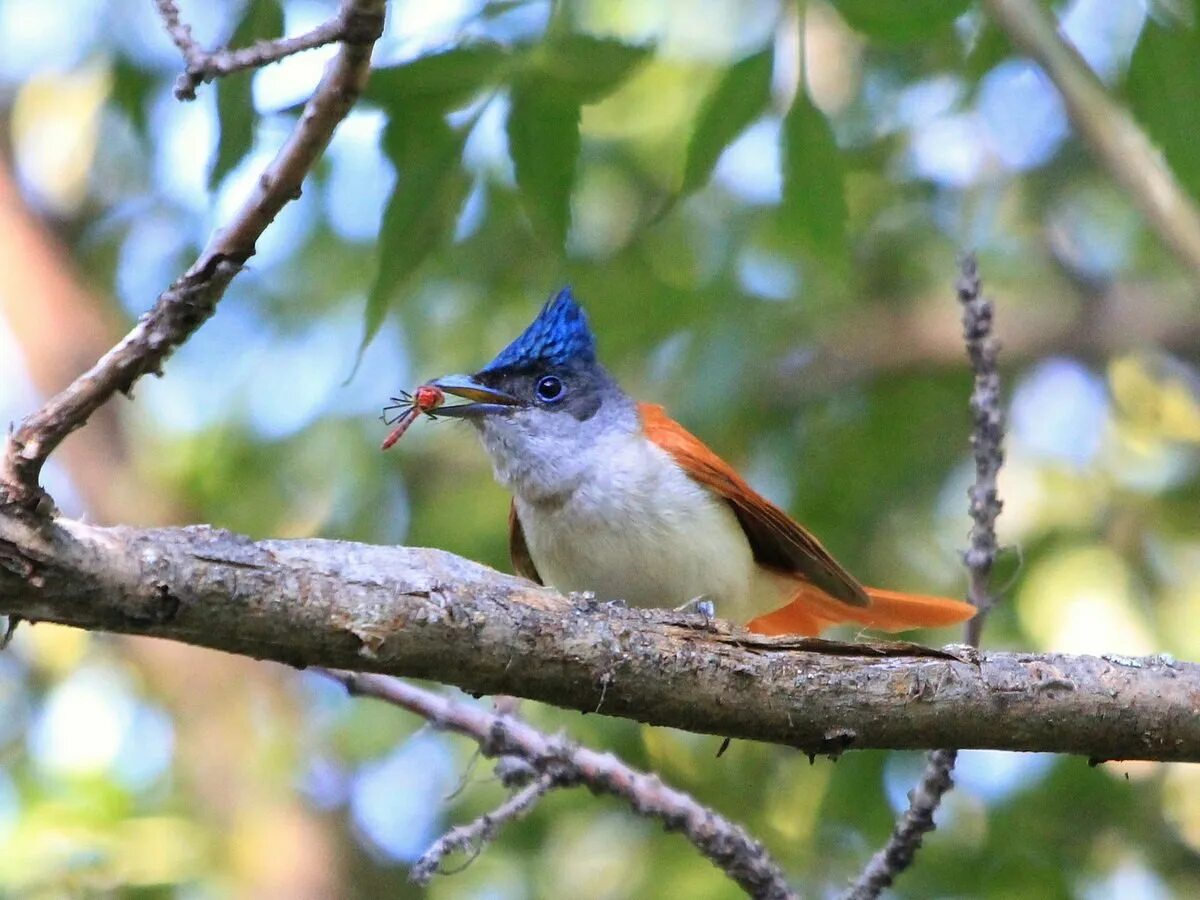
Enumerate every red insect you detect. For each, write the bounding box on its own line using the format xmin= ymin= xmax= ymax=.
xmin=380 ymin=384 xmax=445 ymax=450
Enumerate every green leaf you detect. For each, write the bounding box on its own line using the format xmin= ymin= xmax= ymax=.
xmin=110 ymin=54 xmax=157 ymax=136
xmin=360 ymin=108 xmax=471 ymax=354
xmin=363 ymin=42 xmax=510 ymax=111
xmin=527 ymin=35 xmax=653 ymax=104
xmin=506 ymin=79 xmax=581 ymax=247
xmin=681 ymin=48 xmax=774 ymax=197
xmin=479 ymin=0 xmax=533 ymax=19
xmin=830 ymin=0 xmax=972 ymax=42
xmin=781 ymin=93 xmax=847 ymax=267
xmin=211 ymin=0 xmax=283 ymax=188
xmin=1127 ymin=12 xmax=1200 ymax=201
xmin=963 ymin=21 xmax=1013 ymax=84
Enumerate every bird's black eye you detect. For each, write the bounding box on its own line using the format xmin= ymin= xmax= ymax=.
xmin=535 ymin=375 xmax=565 ymax=403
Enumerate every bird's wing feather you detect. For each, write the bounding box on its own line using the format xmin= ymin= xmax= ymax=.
xmin=508 ymin=501 xmax=543 ymax=583
xmin=639 ymin=403 xmax=869 ymax=607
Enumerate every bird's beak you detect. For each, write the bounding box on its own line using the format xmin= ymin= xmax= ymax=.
xmin=427 ymin=373 xmax=519 ymax=418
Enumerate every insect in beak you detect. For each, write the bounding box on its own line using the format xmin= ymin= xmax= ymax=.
xmin=380 ymin=384 xmax=445 ymax=450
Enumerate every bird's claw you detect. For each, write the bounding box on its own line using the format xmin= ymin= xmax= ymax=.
xmin=674 ymin=596 xmax=717 ymax=630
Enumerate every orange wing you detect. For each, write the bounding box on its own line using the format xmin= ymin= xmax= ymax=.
xmin=508 ymin=502 xmax=542 ymax=583
xmin=639 ymin=403 xmax=868 ymax=607
xmin=639 ymin=403 xmax=976 ymax=636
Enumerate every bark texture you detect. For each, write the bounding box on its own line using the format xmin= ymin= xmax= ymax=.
xmin=1 ymin=514 xmax=1195 ymax=762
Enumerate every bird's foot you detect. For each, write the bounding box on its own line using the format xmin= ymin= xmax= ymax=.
xmin=674 ymin=596 xmax=717 ymax=629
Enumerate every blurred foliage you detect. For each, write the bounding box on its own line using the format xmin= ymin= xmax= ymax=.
xmin=212 ymin=0 xmax=285 ymax=187
xmin=2 ymin=0 xmax=1200 ymax=897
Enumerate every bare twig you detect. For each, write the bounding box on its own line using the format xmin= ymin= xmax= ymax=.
xmin=984 ymin=0 xmax=1200 ymax=285
xmin=0 ymin=0 xmax=386 ymax=510
xmin=844 ymin=254 xmax=1005 ymax=900
xmin=844 ymin=748 xmax=958 ymax=900
xmin=958 ymin=254 xmax=1004 ymax=645
xmin=416 ymin=700 xmax=550 ymax=881
xmin=153 ymin=0 xmax=207 ymax=72
xmin=154 ymin=0 xmax=366 ymax=101
xmin=410 ymin=772 xmax=557 ymax=884
xmin=321 ymin=670 xmax=797 ymax=899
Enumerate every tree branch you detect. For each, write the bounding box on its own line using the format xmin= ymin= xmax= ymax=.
xmin=0 ymin=514 xmax=1195 ymax=762
xmin=325 ymin=671 xmax=796 ymax=898
xmin=984 ymin=0 xmax=1200 ymax=285
xmin=845 ymin=254 xmax=1007 ymax=899
xmin=958 ymin=254 xmax=1004 ymax=646
xmin=844 ymin=748 xmax=958 ymax=900
xmin=409 ymin=771 xmax=557 ymax=884
xmin=154 ymin=0 xmax=374 ymax=101
xmin=0 ymin=0 xmax=386 ymax=511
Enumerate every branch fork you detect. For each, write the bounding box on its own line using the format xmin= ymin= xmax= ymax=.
xmin=153 ymin=0 xmax=384 ymax=101
xmin=0 ymin=0 xmax=386 ymax=511
xmin=328 ymin=670 xmax=797 ymax=898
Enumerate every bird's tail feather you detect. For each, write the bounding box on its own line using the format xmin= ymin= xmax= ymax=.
xmin=746 ymin=583 xmax=976 ymax=637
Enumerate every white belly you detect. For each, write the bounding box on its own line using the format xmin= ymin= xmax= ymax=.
xmin=515 ymin=434 xmax=778 ymax=620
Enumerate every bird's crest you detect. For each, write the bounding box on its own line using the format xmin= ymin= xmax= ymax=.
xmin=483 ymin=287 xmax=596 ymax=372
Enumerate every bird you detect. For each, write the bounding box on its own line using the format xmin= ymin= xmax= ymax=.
xmin=424 ymin=287 xmax=976 ymax=637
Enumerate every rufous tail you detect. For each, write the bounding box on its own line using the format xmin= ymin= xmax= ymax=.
xmin=745 ymin=583 xmax=976 ymax=637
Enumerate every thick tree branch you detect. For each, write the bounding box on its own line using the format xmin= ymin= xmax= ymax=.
xmin=0 ymin=514 xmax=1195 ymax=762
xmin=327 ymin=672 xmax=795 ymax=898
xmin=0 ymin=0 xmax=386 ymax=511
xmin=775 ymin=276 xmax=1200 ymax=404
xmin=984 ymin=0 xmax=1200 ymax=285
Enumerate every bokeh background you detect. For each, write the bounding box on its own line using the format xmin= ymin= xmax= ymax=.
xmin=2 ymin=0 xmax=1200 ymax=896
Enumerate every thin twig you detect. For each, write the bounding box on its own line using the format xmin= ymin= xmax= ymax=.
xmin=844 ymin=254 xmax=1005 ymax=900
xmin=959 ymin=253 xmax=1004 ymax=645
xmin=319 ymin=669 xmax=797 ymax=899
xmin=411 ymin=772 xmax=557 ymax=884
xmin=154 ymin=0 xmax=361 ymax=100
xmin=984 ymin=0 xmax=1200 ymax=285
xmin=416 ymin=699 xmax=552 ymax=883
xmin=843 ymin=748 xmax=958 ymax=900
xmin=0 ymin=0 xmax=386 ymax=511
xmin=152 ymin=0 xmax=207 ymax=73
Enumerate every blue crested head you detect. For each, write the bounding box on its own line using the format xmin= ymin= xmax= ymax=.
xmin=427 ymin=285 xmax=622 ymax=426
xmin=482 ymin=287 xmax=596 ymax=373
